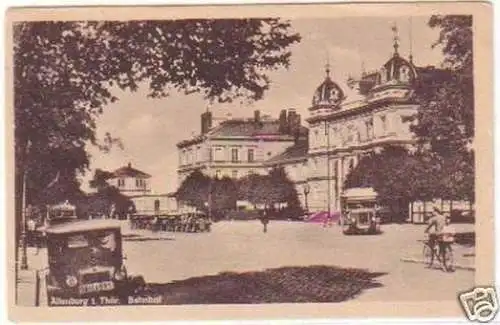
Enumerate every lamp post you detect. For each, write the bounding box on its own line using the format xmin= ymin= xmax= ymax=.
xmin=20 ymin=139 xmax=32 ymax=270
xmin=207 ymin=136 xmax=212 ymax=220
xmin=20 ymin=168 xmax=28 ymax=270
xmin=303 ymin=183 xmax=310 ymax=214
xmin=324 ymin=120 xmax=331 ymax=227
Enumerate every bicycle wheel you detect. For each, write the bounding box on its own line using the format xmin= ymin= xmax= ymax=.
xmin=423 ymin=244 xmax=434 ymax=267
xmin=442 ymin=245 xmax=455 ymax=272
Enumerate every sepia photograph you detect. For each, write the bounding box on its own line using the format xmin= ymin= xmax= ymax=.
xmin=5 ymin=2 xmax=495 ymax=322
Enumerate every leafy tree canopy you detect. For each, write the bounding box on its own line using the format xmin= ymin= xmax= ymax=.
xmin=14 ymin=19 xmax=301 ymax=211
xmin=176 ymin=167 xmax=301 ymax=215
xmin=83 ymin=168 xmax=135 ymax=219
xmin=429 ymin=15 xmax=473 ymax=74
xmin=175 ymin=169 xmax=211 ymax=210
xmin=89 ymin=168 xmax=116 ymax=190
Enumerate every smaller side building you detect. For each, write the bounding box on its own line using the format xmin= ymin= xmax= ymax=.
xmin=107 ymin=162 xmax=152 ymax=196
xmin=105 ymin=163 xmax=179 ymax=216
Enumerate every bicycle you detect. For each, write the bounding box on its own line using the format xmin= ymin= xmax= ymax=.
xmin=422 ymin=234 xmax=455 ymax=272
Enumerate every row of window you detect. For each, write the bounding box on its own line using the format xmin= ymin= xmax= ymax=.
xmin=308 ymin=155 xmax=363 ymax=179
xmin=180 ymin=147 xmax=256 ymax=165
xmin=211 ymin=147 xmax=255 ymax=163
xmin=214 ymin=169 xmax=256 ymax=179
xmin=312 ymin=115 xmax=388 ymax=148
xmin=117 ymin=178 xmax=148 ymax=189
xmin=179 ymin=147 xmax=201 ymax=166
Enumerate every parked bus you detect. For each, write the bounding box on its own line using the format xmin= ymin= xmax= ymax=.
xmin=340 ymin=188 xmax=386 ymax=235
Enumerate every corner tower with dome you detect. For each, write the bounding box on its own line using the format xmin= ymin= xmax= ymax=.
xmin=302 ymin=30 xmax=436 ymax=217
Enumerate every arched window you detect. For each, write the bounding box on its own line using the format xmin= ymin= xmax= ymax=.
xmin=380 ymin=67 xmax=387 ymax=83
xmin=400 ymin=65 xmax=411 ymax=82
xmin=366 ymin=118 xmax=374 ymax=140
xmin=380 ymin=115 xmax=387 ymax=135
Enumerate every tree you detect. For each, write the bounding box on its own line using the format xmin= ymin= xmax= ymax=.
xmin=86 ymin=169 xmax=135 ymax=219
xmin=408 ymin=15 xmax=474 ymax=201
xmin=175 ymin=170 xmax=211 ymax=210
xmin=237 ymin=174 xmax=271 ymax=206
xmin=14 ymin=20 xmax=301 ymax=247
xmin=344 ymin=146 xmax=416 ymax=202
xmin=343 ymin=146 xmax=431 ymax=222
xmin=211 ymin=176 xmax=238 ymax=213
xmin=411 ymin=15 xmax=473 ymax=144
xmin=429 ymin=15 xmax=473 ymax=75
xmin=237 ymin=167 xmax=302 ymax=217
xmin=89 ymin=169 xmax=116 ymax=191
xmin=267 ymin=167 xmax=301 ymax=210
xmin=175 ymin=171 xmax=238 ymax=215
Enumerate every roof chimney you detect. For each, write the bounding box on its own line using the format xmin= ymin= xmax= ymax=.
xmin=278 ymin=109 xmax=288 ymax=133
xmin=128 ymin=162 xmax=132 ymax=168
xmin=254 ymin=110 xmax=261 ymax=123
xmin=201 ymin=111 xmax=213 ymax=134
xmin=287 ymin=109 xmax=301 ymax=139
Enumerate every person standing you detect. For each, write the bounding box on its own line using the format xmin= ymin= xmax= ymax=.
xmin=259 ymin=209 xmax=269 ymax=233
xmin=27 ymin=216 xmax=39 ymax=255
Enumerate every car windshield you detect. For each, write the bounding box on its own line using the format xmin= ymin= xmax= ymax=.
xmin=50 ymin=210 xmax=76 ymax=218
xmin=49 ymin=230 xmax=119 ymax=268
xmin=65 ymin=231 xmax=116 ymax=250
xmin=346 ymin=201 xmax=375 ymax=210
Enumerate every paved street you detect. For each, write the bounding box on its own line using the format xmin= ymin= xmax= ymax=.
xmin=17 ymin=220 xmax=474 ymax=306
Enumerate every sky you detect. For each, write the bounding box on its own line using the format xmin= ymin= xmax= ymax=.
xmin=81 ymin=16 xmax=445 ymax=194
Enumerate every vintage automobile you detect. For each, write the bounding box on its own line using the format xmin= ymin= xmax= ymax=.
xmin=45 ymin=200 xmax=79 ymax=227
xmin=340 ymin=188 xmax=384 ymax=235
xmin=34 ymin=201 xmax=80 ymax=249
xmin=38 ymin=219 xmax=145 ymax=306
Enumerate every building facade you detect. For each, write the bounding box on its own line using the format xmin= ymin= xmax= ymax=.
xmin=106 ymin=163 xmax=179 ymax=215
xmin=107 ymin=163 xmax=152 ymax=196
xmin=174 ymin=33 xmax=454 ymax=221
xmin=304 ymin=41 xmax=429 ymax=214
xmin=176 ymin=109 xmax=307 ymax=185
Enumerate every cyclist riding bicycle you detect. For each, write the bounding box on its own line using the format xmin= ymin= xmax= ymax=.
xmin=424 ymin=204 xmax=455 ymax=261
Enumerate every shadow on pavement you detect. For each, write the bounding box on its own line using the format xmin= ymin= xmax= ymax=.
xmin=123 ymin=234 xmax=141 ymax=238
xmin=124 ymin=237 xmax=174 ymax=242
xmin=343 ymin=230 xmax=385 ymax=236
xmin=454 ymin=232 xmax=475 ymax=247
xmin=146 ymin=265 xmax=386 ymax=304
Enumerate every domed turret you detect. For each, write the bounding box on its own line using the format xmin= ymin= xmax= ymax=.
xmin=376 ymin=23 xmax=418 ymax=86
xmin=311 ymin=64 xmax=344 ymax=109
xmin=378 ymin=55 xmax=417 ymax=85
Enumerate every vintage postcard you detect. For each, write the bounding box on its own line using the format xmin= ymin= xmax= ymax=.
xmin=5 ymin=1 xmax=495 ymax=323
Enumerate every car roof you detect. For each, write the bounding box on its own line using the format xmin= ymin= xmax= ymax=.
xmin=342 ymin=187 xmax=378 ymax=199
xmin=45 ymin=219 xmax=122 ymax=235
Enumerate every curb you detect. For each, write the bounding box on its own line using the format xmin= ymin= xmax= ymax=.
xmin=401 ymin=257 xmax=475 ymax=271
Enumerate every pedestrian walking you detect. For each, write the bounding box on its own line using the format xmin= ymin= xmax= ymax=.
xmin=323 ymin=211 xmax=332 ymax=228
